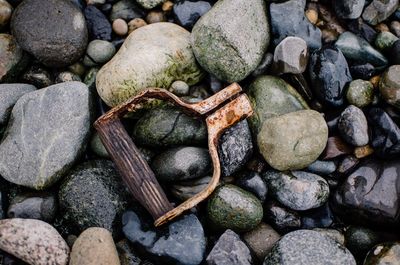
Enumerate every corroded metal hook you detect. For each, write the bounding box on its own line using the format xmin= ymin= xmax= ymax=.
xmin=94 ymin=83 xmax=253 ymax=226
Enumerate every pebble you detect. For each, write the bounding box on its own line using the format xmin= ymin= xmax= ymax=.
xmin=84 ymin=40 xmax=116 ymax=66
xmin=379 ymin=65 xmax=400 ymax=108
xmin=335 ymin=31 xmax=388 ymax=68
xmin=90 ymin=132 xmax=109 ymax=158
xmin=235 ymin=171 xmax=268 ymax=202
xmin=390 ymin=20 xmax=400 ymax=37
xmin=7 ymin=192 xmax=57 ymax=222
xmin=116 ymin=239 xmax=143 ymax=265
xmin=55 ymin=71 xmax=82 ymax=83
xmin=11 ymin=0 xmax=88 ymax=67
xmin=0 ymin=0 xmax=12 ymax=29
xmin=162 ymin=1 xmax=173 ymax=12
xmin=264 ymin=170 xmax=329 ymax=211
xmin=207 ymin=184 xmax=263 ymax=232
xmin=136 ymin=0 xmax=165 ymax=9
xmin=206 ymin=229 xmax=253 ymax=265
xmin=173 ymin=0 xmax=211 ymax=29
xmin=171 ymin=176 xmax=211 ymax=201
xmin=191 ymin=0 xmax=269 ymax=82
xmin=110 ymin=0 xmax=145 ymax=21
xmin=0 ymin=218 xmax=69 ymax=265
xmin=58 ymin=160 xmax=130 ymax=236
xmin=243 ymin=223 xmax=280 ymax=261
xmin=333 ymin=0 xmax=365 ymax=19
xmin=127 ymin=18 xmax=147 ymax=33
xmin=338 ymin=105 xmax=369 ymax=146
xmin=264 ymin=200 xmax=302 ymax=233
xmin=112 ymin=18 xmax=128 ymax=36
xmin=247 ymin=75 xmax=309 ymax=134
xmin=375 ymin=31 xmax=398 ymax=52
xmin=145 ymin=10 xmax=166 ymax=24
xmin=350 ymin=63 xmax=375 ymax=83
xmin=306 ymin=160 xmax=337 ymax=175
xmin=332 ymin=159 xmax=400 ymax=225
xmin=263 ymin=230 xmax=356 ymax=265
xmin=169 ymin=80 xmax=189 ymax=96
xmin=337 ymin=155 xmax=359 ymax=175
xmin=301 ymin=203 xmax=334 ymax=229
xmin=305 ymin=9 xmax=318 ymax=24
xmin=272 ymin=36 xmax=308 ymax=74
xmin=364 ymin=242 xmax=400 ymax=265
xmin=321 ymin=136 xmax=353 ymax=160
xmin=0 ymin=82 xmax=91 ymax=190
xmin=257 ymin=110 xmax=328 ymax=171
xmin=84 ymin=5 xmax=112 ymax=41
xmin=354 ymin=145 xmax=374 ymax=158
xmin=132 ymin=106 xmax=207 ymax=147
xmin=368 ymin=107 xmax=400 ymax=158
xmin=344 ymin=226 xmax=380 ymax=260
xmin=346 ymin=79 xmax=374 ymax=108
xmin=389 ymin=39 xmax=400 ymax=64
xmin=0 ymin=83 xmax=35 ymax=125
xmin=122 ymin=210 xmax=206 ymax=265
xmin=251 ymin=52 xmax=273 ymax=77
xmin=348 ymin=18 xmax=378 ymax=43
xmin=309 ymin=46 xmax=352 ymax=107
xmin=270 ymin=0 xmax=321 ymax=50
xmin=0 ymin=34 xmax=27 ymax=82
xmin=362 ymin=0 xmax=399 ymax=26
xmin=69 ymin=227 xmax=120 ymax=265
xmin=151 ymin=146 xmax=211 ymax=182
xmin=21 ymin=64 xmax=53 ymax=88
xmin=97 ymin=23 xmax=203 ymax=106
xmin=218 ymin=120 xmax=253 ymax=176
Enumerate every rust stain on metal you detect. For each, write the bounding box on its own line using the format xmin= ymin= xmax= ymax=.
xmin=94 ymin=82 xmax=253 ymax=227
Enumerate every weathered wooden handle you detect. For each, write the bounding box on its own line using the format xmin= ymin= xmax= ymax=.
xmin=95 ymin=117 xmax=173 ymax=220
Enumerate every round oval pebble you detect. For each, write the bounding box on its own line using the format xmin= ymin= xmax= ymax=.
xmin=127 ymin=18 xmax=147 ymax=34
xmin=112 ymin=18 xmax=128 ymax=36
xmin=338 ymin=105 xmax=369 ymax=146
xmin=379 ymin=65 xmax=400 ymax=108
xmin=0 ymin=0 xmax=12 ymax=29
xmin=85 ymin=40 xmax=116 ymax=66
xmin=346 ymin=79 xmax=374 ymax=108
xmin=207 ymin=184 xmax=263 ymax=232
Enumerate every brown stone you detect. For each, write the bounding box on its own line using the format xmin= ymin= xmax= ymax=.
xmin=145 ymin=10 xmax=166 ymax=24
xmin=321 ymin=136 xmax=353 ymax=160
xmin=243 ymin=223 xmax=280 ymax=261
xmin=127 ymin=18 xmax=147 ymax=34
xmin=162 ymin=0 xmax=174 ymax=12
xmin=354 ymin=145 xmax=374 ymax=158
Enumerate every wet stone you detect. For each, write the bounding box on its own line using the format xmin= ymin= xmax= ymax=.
xmin=84 ymin=5 xmax=112 ymax=41
xmin=270 ymin=0 xmax=321 ymax=50
xmin=338 ymin=105 xmax=369 ymax=147
xmin=173 ymin=0 xmax=211 ymax=29
xmin=235 ymin=171 xmax=268 ymax=202
xmin=301 ymin=203 xmax=334 ymax=229
xmin=132 ymin=107 xmax=207 ymax=147
xmin=59 ymin=160 xmax=131 ymax=236
xmin=362 ymin=0 xmax=399 ymax=26
xmin=243 ymin=223 xmax=280 ymax=261
xmin=375 ymin=31 xmax=398 ymax=52
xmin=207 ymin=184 xmax=263 ymax=232
xmin=333 ymin=0 xmax=365 ymax=19
xmin=350 ymin=63 xmax=376 ymax=80
xmin=346 ymin=79 xmax=374 ymax=108
xmin=379 ymin=65 xmax=400 ymax=108
xmin=263 ymin=230 xmax=356 ymax=265
xmin=348 ymin=18 xmax=378 ymax=44
xmin=332 ymin=159 xmax=400 ymax=225
xmin=206 ymin=229 xmax=252 ymax=265
xmin=344 ymin=226 xmax=380 ymax=260
xmin=11 ymin=0 xmax=88 ymax=67
xmin=264 ymin=170 xmax=329 ymax=211
xmin=218 ymin=120 xmax=253 ymax=176
xmin=110 ymin=0 xmax=145 ymax=21
xmin=273 ymin=36 xmax=308 ymax=74
xmin=364 ymin=242 xmax=400 ymax=265
xmin=309 ymin=46 xmax=352 ymax=107
xmin=122 ymin=210 xmax=206 ymax=265
xmin=368 ymin=107 xmax=400 ymax=158
xmin=84 ymin=40 xmax=116 ymax=66
xmin=264 ymin=200 xmax=302 ymax=233
xmin=306 ymin=160 xmax=336 ymax=175
xmin=151 ymin=146 xmax=211 ymax=182
xmin=7 ymin=192 xmax=57 ymax=222
xmin=335 ymin=31 xmax=388 ymax=68
xmin=321 ymin=136 xmax=354 ymax=160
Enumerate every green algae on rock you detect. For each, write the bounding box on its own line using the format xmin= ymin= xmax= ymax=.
xmin=191 ymin=0 xmax=269 ymax=82
xmin=96 ymin=22 xmax=204 ymax=107
xmin=207 ymin=184 xmax=263 ymax=232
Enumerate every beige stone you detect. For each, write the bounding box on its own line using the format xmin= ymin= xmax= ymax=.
xmin=243 ymin=223 xmax=280 ymax=260
xmin=70 ymin=227 xmax=120 ymax=265
xmin=257 ymin=110 xmax=328 ymax=171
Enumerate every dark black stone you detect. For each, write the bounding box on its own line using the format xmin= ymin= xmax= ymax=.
xmin=21 ymin=65 xmax=53 ymax=88
xmin=309 ymin=46 xmax=352 ymax=107
xmin=347 ymin=18 xmax=377 ymax=44
xmin=368 ymin=107 xmax=400 ymax=158
xmin=173 ymin=0 xmax=212 ymax=29
xmin=235 ymin=171 xmax=268 ymax=202
xmin=333 ymin=0 xmax=365 ymax=19
xmin=269 ymin=0 xmax=321 ymax=50
xmin=100 ymin=3 xmax=113 ymax=15
xmin=0 ymin=250 xmax=27 ymax=265
xmin=301 ymin=203 xmax=333 ymax=229
xmin=70 ymin=0 xmax=86 ymax=10
xmin=0 ymin=190 xmax=4 ymax=219
xmin=122 ymin=209 xmax=206 ymax=265
xmin=344 ymin=226 xmax=380 ymax=261
xmin=332 ymin=159 xmax=400 ymax=226
xmin=218 ymin=120 xmax=253 ymax=177
xmin=84 ymin=5 xmax=112 ymax=41
xmin=349 ymin=63 xmax=376 ymax=79
xmin=208 ymin=74 xmax=223 ymax=94
xmin=264 ymin=200 xmax=301 ymax=233
xmin=389 ymin=39 xmax=400 ymax=65
xmin=7 ymin=192 xmax=57 ymax=222
xmin=110 ymin=0 xmax=146 ymax=21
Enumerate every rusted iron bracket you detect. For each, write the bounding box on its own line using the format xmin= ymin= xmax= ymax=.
xmin=94 ymin=83 xmax=253 ymax=226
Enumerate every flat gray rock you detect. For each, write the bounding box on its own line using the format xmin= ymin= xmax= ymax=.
xmin=0 ymin=81 xmax=91 ymax=190
xmin=0 ymin=83 xmax=36 ymax=125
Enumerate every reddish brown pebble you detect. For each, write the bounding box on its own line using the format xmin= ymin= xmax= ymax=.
xmin=127 ymin=18 xmax=147 ymax=34
xmin=305 ymin=9 xmax=318 ymax=25
xmin=112 ymin=18 xmax=128 ymax=36
xmin=321 ymin=136 xmax=353 ymax=160
xmin=375 ymin=23 xmax=389 ymax=32
xmin=145 ymin=10 xmax=166 ymax=24
xmin=162 ymin=0 xmax=174 ymax=12
xmin=370 ymin=75 xmax=380 ymax=88
xmin=0 ymin=0 xmax=12 ymax=28
xmin=354 ymin=145 xmax=374 ymax=158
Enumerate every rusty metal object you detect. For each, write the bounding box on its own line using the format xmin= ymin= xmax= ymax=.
xmin=94 ymin=83 xmax=253 ymax=226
